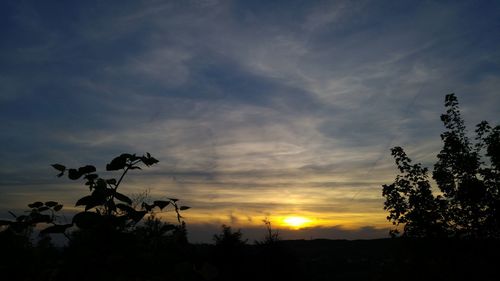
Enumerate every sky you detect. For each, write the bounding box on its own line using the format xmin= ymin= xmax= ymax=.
xmin=1 ymin=0 xmax=499 ymax=243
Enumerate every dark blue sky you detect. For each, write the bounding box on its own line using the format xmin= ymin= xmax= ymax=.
xmin=1 ymin=0 xmax=499 ymax=242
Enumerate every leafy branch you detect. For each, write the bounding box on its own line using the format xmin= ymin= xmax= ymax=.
xmin=1 ymin=152 xmax=190 ymax=242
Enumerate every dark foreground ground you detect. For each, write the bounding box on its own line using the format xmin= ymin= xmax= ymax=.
xmin=277 ymin=239 xmax=500 ymax=281
xmin=2 ymin=236 xmax=500 ymax=281
xmin=193 ymin=239 xmax=500 ymax=281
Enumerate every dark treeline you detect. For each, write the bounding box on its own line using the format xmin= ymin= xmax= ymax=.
xmin=1 ymin=94 xmax=499 ymax=280
xmin=2 ymin=223 xmax=500 ymax=281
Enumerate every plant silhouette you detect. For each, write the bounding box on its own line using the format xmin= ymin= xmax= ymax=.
xmin=0 ymin=153 xmax=195 ymax=281
xmin=256 ymin=217 xmax=280 ymax=245
xmin=383 ymin=94 xmax=500 ymax=238
xmin=214 ymin=224 xmax=248 ymax=248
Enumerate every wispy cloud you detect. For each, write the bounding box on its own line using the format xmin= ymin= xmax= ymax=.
xmin=1 ymin=0 xmax=499 ymax=241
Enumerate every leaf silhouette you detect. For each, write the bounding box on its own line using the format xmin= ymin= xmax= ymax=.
xmin=51 ymin=164 xmax=65 ymax=172
xmin=154 ymin=200 xmax=170 ymax=210
xmin=106 ymin=154 xmax=128 ymax=171
xmin=114 ymin=192 xmax=132 ymax=205
xmin=76 ymin=195 xmax=105 ymax=211
xmin=28 ymin=202 xmax=43 ymax=208
xmin=78 ymin=165 xmax=96 ymax=174
xmin=37 ymin=206 xmax=50 ymax=212
xmin=44 ymin=201 xmax=58 ymax=207
xmin=68 ymin=169 xmax=83 ymax=180
xmin=106 ymin=178 xmax=117 ymax=185
xmin=73 ymin=212 xmax=101 ymax=229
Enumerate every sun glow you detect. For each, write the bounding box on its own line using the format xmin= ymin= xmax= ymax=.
xmin=282 ymin=216 xmax=312 ymax=229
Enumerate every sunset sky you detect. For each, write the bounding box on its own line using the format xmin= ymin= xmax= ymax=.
xmin=1 ymin=0 xmax=499 ymax=242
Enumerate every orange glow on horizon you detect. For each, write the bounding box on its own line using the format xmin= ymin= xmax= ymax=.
xmin=281 ymin=216 xmax=314 ymax=229
xmin=154 ymin=208 xmax=390 ymax=229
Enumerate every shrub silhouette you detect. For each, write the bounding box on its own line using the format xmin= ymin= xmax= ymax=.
xmin=214 ymin=224 xmax=247 ymax=248
xmin=383 ymin=94 xmax=500 ymax=238
xmin=1 ymin=152 xmax=195 ymax=281
xmin=45 ymin=153 xmax=189 ymax=245
xmin=55 ymin=153 xmax=193 ymax=280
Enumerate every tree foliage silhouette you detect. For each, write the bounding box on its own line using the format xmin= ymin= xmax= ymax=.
xmin=382 ymin=147 xmax=447 ymax=237
xmin=214 ymin=224 xmax=247 ymax=247
xmin=383 ymin=94 xmax=500 ymax=238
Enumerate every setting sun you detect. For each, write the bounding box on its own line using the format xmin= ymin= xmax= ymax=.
xmin=282 ymin=216 xmax=313 ymax=229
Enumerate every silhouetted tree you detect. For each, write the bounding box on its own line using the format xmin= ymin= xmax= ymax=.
xmin=383 ymin=94 xmax=500 ymax=238
xmin=213 ymin=224 xmax=247 ymax=248
xmin=382 ymin=147 xmax=447 ymax=237
xmin=433 ymin=94 xmax=500 ymax=237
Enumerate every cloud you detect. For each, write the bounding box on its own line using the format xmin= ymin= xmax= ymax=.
xmin=0 ymin=0 xmax=499 ymax=241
